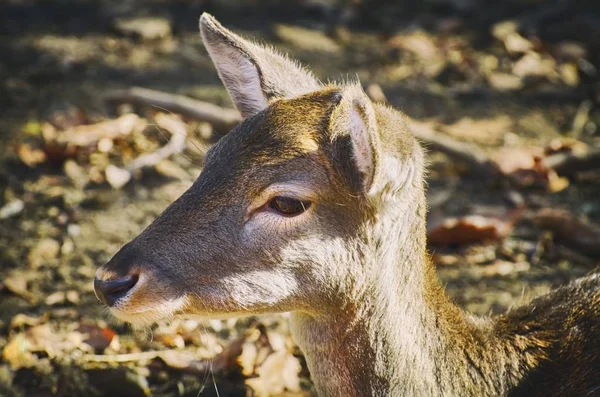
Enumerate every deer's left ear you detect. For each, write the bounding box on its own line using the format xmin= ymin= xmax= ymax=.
xmin=329 ymin=86 xmax=381 ymax=194
xmin=199 ymin=13 xmax=320 ymax=118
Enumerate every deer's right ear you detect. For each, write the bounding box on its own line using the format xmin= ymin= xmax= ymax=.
xmin=199 ymin=13 xmax=320 ymax=118
xmin=329 ymin=86 xmax=381 ymax=195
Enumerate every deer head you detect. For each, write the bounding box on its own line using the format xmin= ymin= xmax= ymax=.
xmin=94 ymin=14 xmax=426 ymax=326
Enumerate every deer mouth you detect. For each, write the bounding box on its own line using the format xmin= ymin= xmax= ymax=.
xmin=109 ymin=295 xmax=189 ymax=326
xmin=95 ymin=271 xmax=189 ymax=326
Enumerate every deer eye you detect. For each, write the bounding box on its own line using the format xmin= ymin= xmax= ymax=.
xmin=268 ymin=196 xmax=311 ymax=216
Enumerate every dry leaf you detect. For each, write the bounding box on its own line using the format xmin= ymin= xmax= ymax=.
xmin=245 ymin=350 xmax=301 ymax=397
xmin=0 ymin=199 xmax=24 ymax=219
xmin=428 ymin=215 xmax=514 ymax=246
xmin=481 ymin=261 xmax=530 ymax=277
xmin=17 ymin=143 xmax=47 ymax=167
xmin=79 ymin=323 xmax=117 ymax=351
xmin=2 ymin=333 xmax=36 ymax=369
xmin=494 ymin=148 xmax=569 ymax=191
xmin=27 ymin=238 xmax=61 ymax=269
xmin=3 ymin=275 xmax=37 ymax=303
xmin=10 ymin=313 xmax=45 ymax=329
xmin=45 ymin=291 xmax=66 ymax=306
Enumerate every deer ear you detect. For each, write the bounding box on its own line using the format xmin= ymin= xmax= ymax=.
xmin=329 ymin=86 xmax=380 ymax=194
xmin=199 ymin=13 xmax=320 ymax=118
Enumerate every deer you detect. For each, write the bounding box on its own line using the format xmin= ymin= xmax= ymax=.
xmin=94 ymin=13 xmax=600 ymax=397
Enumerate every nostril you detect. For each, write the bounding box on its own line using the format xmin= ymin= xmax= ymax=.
xmin=94 ymin=274 xmax=139 ymax=306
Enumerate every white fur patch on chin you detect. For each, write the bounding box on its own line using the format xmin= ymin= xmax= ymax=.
xmin=221 ymin=270 xmax=298 ymax=308
xmin=110 ymin=295 xmax=189 ymax=326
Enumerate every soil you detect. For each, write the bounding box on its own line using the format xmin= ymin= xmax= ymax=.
xmin=1 ymin=1 xmax=599 ymax=396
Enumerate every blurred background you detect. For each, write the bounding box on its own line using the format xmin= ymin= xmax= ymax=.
xmin=1 ymin=0 xmax=600 ymax=395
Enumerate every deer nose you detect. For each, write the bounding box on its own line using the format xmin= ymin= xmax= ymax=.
xmin=94 ymin=274 xmax=139 ymax=306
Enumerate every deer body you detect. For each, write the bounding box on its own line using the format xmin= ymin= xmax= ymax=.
xmin=94 ymin=14 xmax=600 ymax=396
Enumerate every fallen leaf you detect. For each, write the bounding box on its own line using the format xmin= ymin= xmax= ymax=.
xmin=493 ymin=148 xmax=569 ymax=191
xmin=10 ymin=314 xmax=45 ymax=329
xmin=3 ymin=275 xmax=37 ymax=303
xmin=27 ymin=238 xmax=61 ymax=269
xmin=45 ymin=291 xmax=66 ymax=306
xmin=0 ymin=199 xmax=24 ymax=219
xmin=532 ymin=208 xmax=600 ymax=257
xmin=79 ymin=323 xmax=117 ymax=351
xmin=66 ymin=290 xmax=80 ymax=304
xmin=428 ymin=214 xmax=515 ymax=246
xmin=481 ymin=261 xmax=530 ymax=277
xmin=17 ymin=143 xmax=47 ymax=167
xmin=2 ymin=333 xmax=36 ymax=370
xmin=245 ymin=350 xmax=301 ymax=397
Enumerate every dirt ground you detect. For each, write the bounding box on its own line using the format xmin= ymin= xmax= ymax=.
xmin=1 ymin=1 xmax=600 ymax=396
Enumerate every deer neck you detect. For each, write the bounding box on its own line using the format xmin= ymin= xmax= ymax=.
xmin=290 ymin=196 xmax=506 ymax=396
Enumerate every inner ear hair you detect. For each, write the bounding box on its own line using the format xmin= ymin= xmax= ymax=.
xmin=328 ymin=85 xmax=380 ymax=194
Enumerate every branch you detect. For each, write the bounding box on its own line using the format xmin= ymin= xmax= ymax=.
xmin=409 ymin=120 xmax=503 ymax=179
xmin=543 ymin=149 xmax=600 ymax=177
xmin=106 ymin=87 xmax=241 ymax=132
xmin=125 ymin=113 xmax=188 ymax=173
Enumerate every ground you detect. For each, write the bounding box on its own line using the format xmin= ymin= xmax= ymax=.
xmin=1 ymin=1 xmax=599 ymax=396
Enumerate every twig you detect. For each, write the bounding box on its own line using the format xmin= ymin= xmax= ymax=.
xmin=83 ymin=351 xmax=163 ymax=363
xmin=106 ymin=87 xmax=242 ymax=132
xmin=543 ymin=149 xmax=600 ymax=177
xmin=409 ymin=120 xmax=502 ymax=179
xmin=126 ymin=113 xmax=188 ymax=173
xmin=365 ymin=84 xmax=503 ymax=180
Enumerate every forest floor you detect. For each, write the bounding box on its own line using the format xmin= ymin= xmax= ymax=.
xmin=1 ymin=1 xmax=599 ymax=396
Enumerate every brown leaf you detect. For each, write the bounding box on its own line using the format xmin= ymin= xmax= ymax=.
xmin=532 ymin=208 xmax=600 ymax=257
xmin=494 ymin=148 xmax=569 ymax=191
xmin=428 ymin=214 xmax=515 ymax=246
xmin=245 ymin=350 xmax=301 ymax=397
xmin=17 ymin=143 xmax=47 ymax=167
xmin=79 ymin=323 xmax=117 ymax=351
xmin=2 ymin=333 xmax=36 ymax=370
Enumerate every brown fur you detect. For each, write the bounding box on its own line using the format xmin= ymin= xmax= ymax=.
xmin=94 ymin=14 xmax=600 ymax=396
